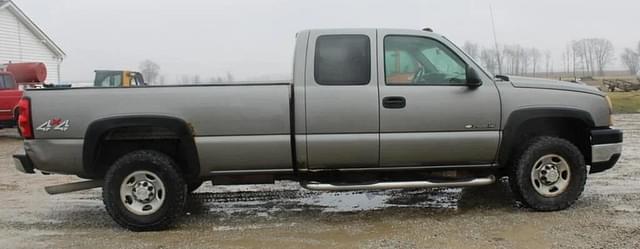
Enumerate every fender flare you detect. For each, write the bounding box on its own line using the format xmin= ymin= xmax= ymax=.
xmin=82 ymin=115 xmax=200 ymax=179
xmin=498 ymin=107 xmax=595 ymax=166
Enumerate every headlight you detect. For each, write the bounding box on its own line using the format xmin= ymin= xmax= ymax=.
xmin=605 ymin=95 xmax=613 ymax=126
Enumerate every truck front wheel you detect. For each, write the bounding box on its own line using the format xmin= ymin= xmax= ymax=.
xmin=509 ymin=136 xmax=587 ymax=211
xmin=103 ymin=150 xmax=187 ymax=231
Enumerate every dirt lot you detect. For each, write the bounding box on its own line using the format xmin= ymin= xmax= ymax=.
xmin=0 ymin=115 xmax=638 ymax=249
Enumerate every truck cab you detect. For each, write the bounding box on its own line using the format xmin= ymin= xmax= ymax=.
xmin=0 ymin=72 xmax=21 ymax=128
xmin=294 ymin=29 xmax=499 ymax=170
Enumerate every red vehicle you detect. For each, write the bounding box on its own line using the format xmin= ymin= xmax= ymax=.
xmin=0 ymin=62 xmax=47 ymax=128
xmin=0 ymin=71 xmax=21 ymax=128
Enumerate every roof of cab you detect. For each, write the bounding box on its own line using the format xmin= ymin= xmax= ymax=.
xmin=301 ymin=28 xmax=443 ymax=37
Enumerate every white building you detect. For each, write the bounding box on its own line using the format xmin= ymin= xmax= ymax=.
xmin=0 ymin=0 xmax=65 ymax=83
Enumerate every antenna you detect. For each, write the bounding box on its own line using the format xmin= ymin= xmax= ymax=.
xmin=489 ymin=4 xmax=502 ymax=75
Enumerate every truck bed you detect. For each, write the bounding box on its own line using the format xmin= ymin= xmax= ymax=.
xmin=25 ymin=82 xmax=294 ymax=174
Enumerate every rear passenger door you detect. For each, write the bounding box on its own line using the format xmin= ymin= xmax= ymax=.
xmin=304 ymin=30 xmax=379 ymax=169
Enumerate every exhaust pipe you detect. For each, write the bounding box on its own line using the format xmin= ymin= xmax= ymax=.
xmin=301 ymin=175 xmax=495 ymax=191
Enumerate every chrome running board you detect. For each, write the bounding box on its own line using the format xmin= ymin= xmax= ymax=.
xmin=301 ymin=175 xmax=495 ymax=191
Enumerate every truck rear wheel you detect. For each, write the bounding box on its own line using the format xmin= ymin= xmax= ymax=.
xmin=509 ymin=136 xmax=587 ymax=211
xmin=103 ymin=150 xmax=187 ymax=231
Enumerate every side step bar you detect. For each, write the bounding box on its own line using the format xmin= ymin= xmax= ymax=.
xmin=45 ymin=180 xmax=104 ymax=195
xmin=301 ymin=175 xmax=495 ymax=191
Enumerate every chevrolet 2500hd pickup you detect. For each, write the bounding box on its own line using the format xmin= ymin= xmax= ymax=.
xmin=13 ymin=28 xmax=623 ymax=231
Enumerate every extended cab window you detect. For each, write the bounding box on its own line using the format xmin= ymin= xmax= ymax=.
xmin=315 ymin=35 xmax=370 ymax=85
xmin=384 ymin=36 xmax=466 ymax=85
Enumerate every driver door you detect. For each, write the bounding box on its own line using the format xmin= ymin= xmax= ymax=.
xmin=377 ymin=31 xmax=501 ymax=167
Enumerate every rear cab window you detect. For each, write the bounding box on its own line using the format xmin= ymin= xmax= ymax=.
xmin=314 ymin=35 xmax=371 ymax=85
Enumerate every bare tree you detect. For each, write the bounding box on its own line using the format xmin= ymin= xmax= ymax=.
xmin=180 ymin=75 xmax=189 ymax=84
xmin=566 ymin=42 xmax=578 ymax=79
xmin=571 ymin=38 xmax=614 ymax=76
xmin=193 ymin=75 xmax=201 ymax=84
xmin=620 ymin=48 xmax=639 ymax=75
xmin=592 ymin=38 xmax=614 ymax=76
xmin=209 ymin=75 xmax=226 ymax=83
xmin=226 ymin=72 xmax=235 ymax=82
xmin=502 ymin=45 xmax=515 ymax=74
xmin=139 ymin=60 xmax=160 ymax=83
xmin=501 ymin=44 xmax=538 ymax=76
xmin=530 ymin=48 xmax=541 ymax=77
xmin=480 ymin=48 xmax=498 ymax=74
xmin=462 ymin=41 xmax=480 ymax=60
xmin=520 ymin=47 xmax=530 ymax=75
xmin=544 ymin=50 xmax=551 ymax=77
xmin=570 ymin=40 xmax=591 ymax=77
xmin=158 ymin=75 xmax=165 ymax=85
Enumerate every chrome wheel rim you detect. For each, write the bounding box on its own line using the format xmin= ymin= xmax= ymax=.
xmin=530 ymin=154 xmax=571 ymax=197
xmin=120 ymin=170 xmax=166 ymax=215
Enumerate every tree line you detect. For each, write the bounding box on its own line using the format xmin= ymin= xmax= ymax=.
xmin=141 ymin=39 xmax=640 ymax=85
xmin=620 ymin=43 xmax=640 ymax=76
xmin=463 ymin=38 xmax=640 ymax=78
xmin=139 ymin=59 xmax=235 ymax=85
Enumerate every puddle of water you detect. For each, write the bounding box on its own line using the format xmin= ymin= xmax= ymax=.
xmin=188 ymin=182 xmax=463 ymax=218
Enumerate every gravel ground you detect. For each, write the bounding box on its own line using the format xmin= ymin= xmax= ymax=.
xmin=0 ymin=114 xmax=638 ymax=249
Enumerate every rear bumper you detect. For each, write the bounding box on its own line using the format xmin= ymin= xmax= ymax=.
xmin=13 ymin=139 xmax=85 ymax=176
xmin=13 ymin=154 xmax=35 ymax=174
xmin=590 ymin=128 xmax=623 ymax=174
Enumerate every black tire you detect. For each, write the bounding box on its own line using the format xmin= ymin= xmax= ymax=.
xmin=509 ymin=136 xmax=587 ymax=211
xmin=187 ymin=180 xmax=204 ymax=193
xmin=103 ymin=150 xmax=187 ymax=231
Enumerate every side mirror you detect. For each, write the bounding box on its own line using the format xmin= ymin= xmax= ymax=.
xmin=466 ymin=66 xmax=482 ymax=87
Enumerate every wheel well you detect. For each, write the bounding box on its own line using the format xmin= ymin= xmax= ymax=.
xmin=82 ymin=117 xmax=200 ymax=181
xmin=500 ymin=117 xmax=591 ymax=171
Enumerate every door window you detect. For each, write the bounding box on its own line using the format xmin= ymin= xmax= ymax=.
xmin=97 ymin=74 xmax=121 ymax=87
xmin=384 ymin=36 xmax=467 ymax=85
xmin=315 ymin=35 xmax=371 ymax=85
xmin=0 ymin=75 xmax=15 ymax=89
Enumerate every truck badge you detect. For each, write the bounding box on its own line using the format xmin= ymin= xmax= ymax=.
xmin=36 ymin=118 xmax=70 ymax=132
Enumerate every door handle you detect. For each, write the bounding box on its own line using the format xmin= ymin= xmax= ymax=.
xmin=382 ymin=96 xmax=406 ymax=109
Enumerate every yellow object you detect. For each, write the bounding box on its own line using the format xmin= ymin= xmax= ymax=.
xmin=94 ymin=70 xmax=145 ymax=87
xmin=605 ymin=95 xmax=614 ymax=126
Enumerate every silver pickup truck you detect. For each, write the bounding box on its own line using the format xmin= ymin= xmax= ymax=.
xmin=13 ymin=28 xmax=622 ymax=231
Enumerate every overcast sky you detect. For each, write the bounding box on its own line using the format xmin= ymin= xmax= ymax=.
xmin=14 ymin=0 xmax=640 ymax=83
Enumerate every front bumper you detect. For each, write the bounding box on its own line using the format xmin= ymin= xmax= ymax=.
xmin=13 ymin=154 xmax=35 ymax=174
xmin=590 ymin=128 xmax=623 ymax=174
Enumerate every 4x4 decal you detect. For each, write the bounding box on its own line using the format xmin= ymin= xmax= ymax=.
xmin=36 ymin=118 xmax=70 ymax=132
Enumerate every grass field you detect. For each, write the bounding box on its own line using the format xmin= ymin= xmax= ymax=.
xmin=576 ymin=75 xmax=639 ymax=114
xmin=608 ymin=91 xmax=640 ymax=113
